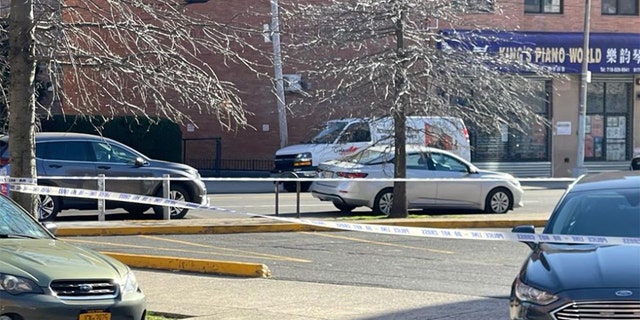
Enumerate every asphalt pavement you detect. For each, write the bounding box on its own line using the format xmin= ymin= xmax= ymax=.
xmin=52 ymin=179 xmax=570 ymax=319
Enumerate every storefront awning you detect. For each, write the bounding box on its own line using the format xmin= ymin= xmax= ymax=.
xmin=439 ymin=30 xmax=640 ymax=74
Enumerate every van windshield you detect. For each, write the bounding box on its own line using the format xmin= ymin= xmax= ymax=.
xmin=308 ymin=121 xmax=348 ymax=144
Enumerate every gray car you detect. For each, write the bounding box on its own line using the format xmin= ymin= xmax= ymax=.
xmin=0 ymin=132 xmax=207 ymax=221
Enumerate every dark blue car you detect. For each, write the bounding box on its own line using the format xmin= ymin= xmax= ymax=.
xmin=510 ymin=171 xmax=640 ymax=320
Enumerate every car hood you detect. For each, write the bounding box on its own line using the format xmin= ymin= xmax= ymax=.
xmin=522 ymin=244 xmax=640 ymax=292
xmin=0 ymin=239 xmax=128 ymax=285
xmin=475 ymin=169 xmax=515 ymax=178
xmin=146 ymin=159 xmax=199 ymax=176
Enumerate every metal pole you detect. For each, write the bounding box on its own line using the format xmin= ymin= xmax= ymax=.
xmin=162 ymin=174 xmax=170 ymax=220
xmin=274 ymin=179 xmax=279 ymax=216
xmin=271 ymin=0 xmax=288 ymax=148
xmin=573 ymin=0 xmax=590 ymax=177
xmin=296 ymin=180 xmax=300 ymax=218
xmin=97 ymin=174 xmax=105 ymax=221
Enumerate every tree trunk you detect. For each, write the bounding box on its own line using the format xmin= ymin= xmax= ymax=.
xmin=389 ymin=110 xmax=408 ymax=218
xmin=8 ymin=0 xmax=37 ymax=216
xmin=388 ymin=5 xmax=408 ymax=218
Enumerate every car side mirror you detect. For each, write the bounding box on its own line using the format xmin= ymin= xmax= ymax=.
xmin=512 ymin=225 xmax=537 ymax=250
xmin=134 ymin=157 xmax=147 ymax=167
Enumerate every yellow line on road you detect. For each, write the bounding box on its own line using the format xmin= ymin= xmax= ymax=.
xmin=139 ymin=235 xmax=311 ymax=263
xmin=301 ymin=232 xmax=454 ymax=254
xmin=66 ymin=237 xmax=310 ymax=263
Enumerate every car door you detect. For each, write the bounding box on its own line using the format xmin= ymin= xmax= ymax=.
xmin=37 ymin=141 xmax=98 ymax=205
xmin=428 ymin=152 xmax=483 ymax=208
xmin=406 ymin=152 xmax=438 ymax=206
xmin=92 ymin=141 xmax=156 ymax=196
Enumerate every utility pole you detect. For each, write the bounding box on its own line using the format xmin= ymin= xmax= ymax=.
xmin=270 ymin=0 xmax=288 ymax=148
xmin=573 ymin=0 xmax=590 ymax=177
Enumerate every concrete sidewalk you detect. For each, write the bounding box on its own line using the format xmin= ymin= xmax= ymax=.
xmin=136 ymin=269 xmax=508 ymax=320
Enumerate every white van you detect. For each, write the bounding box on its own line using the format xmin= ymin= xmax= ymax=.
xmin=271 ymin=116 xmax=471 ymax=192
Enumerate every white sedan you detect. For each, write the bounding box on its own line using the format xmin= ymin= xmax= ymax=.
xmin=310 ymin=145 xmax=524 ymax=215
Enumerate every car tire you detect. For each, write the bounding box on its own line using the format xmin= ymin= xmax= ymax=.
xmin=373 ymin=188 xmax=393 ymax=216
xmin=485 ymin=187 xmax=512 ymax=214
xmin=38 ymin=194 xmax=61 ymax=222
xmin=153 ymin=184 xmax=192 ymax=219
xmin=333 ymin=202 xmax=356 ymax=213
xmin=282 ymin=181 xmax=311 ymax=192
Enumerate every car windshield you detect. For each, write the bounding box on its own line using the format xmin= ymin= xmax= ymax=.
xmin=308 ymin=121 xmax=348 ymax=144
xmin=0 ymin=197 xmax=51 ymax=239
xmin=343 ymin=148 xmax=393 ymax=165
xmin=545 ymin=188 xmax=640 ymax=238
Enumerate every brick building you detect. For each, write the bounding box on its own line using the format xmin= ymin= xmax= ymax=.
xmin=176 ymin=0 xmax=639 ymax=177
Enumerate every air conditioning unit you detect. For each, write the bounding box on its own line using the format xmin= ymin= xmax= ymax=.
xmin=282 ymin=74 xmax=303 ymax=93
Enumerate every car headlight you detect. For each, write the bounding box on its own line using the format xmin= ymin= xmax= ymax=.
xmin=0 ymin=274 xmax=43 ymax=295
xmin=293 ymin=152 xmax=312 ymax=167
xmin=514 ymin=278 xmax=557 ymax=305
xmin=121 ymin=270 xmax=139 ymax=294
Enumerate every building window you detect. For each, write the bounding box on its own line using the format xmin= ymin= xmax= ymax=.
xmin=602 ymin=0 xmax=639 ymax=15
xmin=525 ymin=0 xmax=563 ymax=13
xmin=470 ymin=80 xmax=551 ymax=162
xmin=585 ymin=82 xmax=633 ymax=161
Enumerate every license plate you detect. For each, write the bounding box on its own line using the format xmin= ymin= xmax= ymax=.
xmin=78 ymin=312 xmax=111 ymax=320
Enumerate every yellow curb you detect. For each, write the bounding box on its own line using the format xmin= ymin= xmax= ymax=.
xmin=103 ymin=252 xmax=271 ymax=278
xmin=56 ymin=223 xmax=334 ymax=237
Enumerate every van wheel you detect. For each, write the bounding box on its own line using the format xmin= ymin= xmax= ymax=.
xmin=373 ymin=188 xmax=393 ymax=216
xmin=333 ymin=202 xmax=356 ymax=213
xmin=485 ymin=188 xmax=512 ymax=214
xmin=283 ymin=182 xmax=311 ymax=192
xmin=153 ymin=184 xmax=191 ymax=219
xmin=38 ymin=194 xmax=61 ymax=222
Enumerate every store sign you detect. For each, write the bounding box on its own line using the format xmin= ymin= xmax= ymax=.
xmin=440 ymin=30 xmax=640 ymax=74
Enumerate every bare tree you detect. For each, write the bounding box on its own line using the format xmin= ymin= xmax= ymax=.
xmin=3 ymin=0 xmax=267 ymax=215
xmin=281 ymin=0 xmax=556 ymax=218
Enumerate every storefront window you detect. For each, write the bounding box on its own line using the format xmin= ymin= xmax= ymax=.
xmin=471 ymin=80 xmax=550 ymax=162
xmin=584 ymin=82 xmax=632 ymax=161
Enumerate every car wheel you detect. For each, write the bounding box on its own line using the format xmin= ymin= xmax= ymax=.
xmin=485 ymin=187 xmax=512 ymax=213
xmin=373 ymin=188 xmax=393 ymax=216
xmin=38 ymin=194 xmax=61 ymax=221
xmin=153 ymin=184 xmax=192 ymax=219
xmin=333 ymin=202 xmax=356 ymax=213
xmin=282 ymin=181 xmax=311 ymax=192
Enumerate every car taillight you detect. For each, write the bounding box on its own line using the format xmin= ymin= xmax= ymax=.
xmin=463 ymin=127 xmax=469 ymax=141
xmin=336 ymin=172 xmax=368 ymax=179
xmin=0 ymin=157 xmax=9 ymax=166
xmin=1 ymin=183 xmax=8 ymax=196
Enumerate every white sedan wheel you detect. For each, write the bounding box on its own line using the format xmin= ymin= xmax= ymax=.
xmin=486 ymin=188 xmax=512 ymax=213
xmin=373 ymin=189 xmax=393 ymax=216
